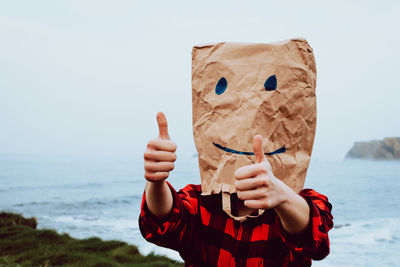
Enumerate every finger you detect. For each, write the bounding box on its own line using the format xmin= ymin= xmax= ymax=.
xmin=237 ymin=187 xmax=267 ymax=200
xmin=253 ymin=135 xmax=265 ymax=163
xmin=234 ymin=163 xmax=267 ymax=180
xmin=157 ymin=112 xmax=170 ymax=140
xmin=147 ymin=139 xmax=177 ymax=152
xmin=144 ymin=150 xmax=176 ymax=162
xmin=235 ymin=176 xmax=268 ymax=191
xmin=144 ymin=161 xmax=174 ymax=172
xmin=144 ymin=171 xmax=169 ymax=181
xmin=243 ymin=199 xmax=266 ymax=210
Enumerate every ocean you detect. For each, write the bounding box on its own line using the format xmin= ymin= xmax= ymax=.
xmin=0 ymin=154 xmax=399 ymax=266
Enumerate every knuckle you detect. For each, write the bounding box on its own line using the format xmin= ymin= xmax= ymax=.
xmin=261 ymin=177 xmax=270 ymax=187
xmin=147 ymin=139 xmax=154 ymax=146
xmin=260 ymin=187 xmax=268 ymax=196
xmin=144 ymin=162 xmax=152 ymax=171
xmin=256 ymin=177 xmax=266 ymax=187
xmin=234 ymin=181 xmax=240 ymax=190
xmin=171 ymin=143 xmax=177 ymax=152
xmin=143 ymin=151 xmax=151 ymax=160
xmin=259 ymin=163 xmax=268 ymax=172
xmin=170 ymin=162 xmax=175 ymax=170
xmin=147 ymin=139 xmax=157 ymax=149
xmin=255 ymin=163 xmax=265 ymax=174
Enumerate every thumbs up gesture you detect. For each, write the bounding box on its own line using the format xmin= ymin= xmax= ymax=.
xmin=234 ymin=135 xmax=289 ymax=210
xmin=144 ymin=112 xmax=177 ymax=183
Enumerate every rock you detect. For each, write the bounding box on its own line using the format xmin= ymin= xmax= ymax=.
xmin=346 ymin=137 xmax=400 ymax=160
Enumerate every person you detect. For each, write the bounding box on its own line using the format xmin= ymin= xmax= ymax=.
xmin=139 ymin=112 xmax=333 ymax=266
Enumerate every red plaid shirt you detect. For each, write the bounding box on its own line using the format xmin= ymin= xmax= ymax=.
xmin=139 ymin=182 xmax=333 ymax=267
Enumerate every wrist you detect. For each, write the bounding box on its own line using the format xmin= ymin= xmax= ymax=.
xmin=147 ymin=179 xmax=167 ymax=185
xmin=273 ymin=183 xmax=310 ymax=234
xmin=274 ymin=179 xmax=293 ymax=211
xmin=145 ymin=179 xmax=167 ymax=192
xmin=145 ymin=179 xmax=173 ymax=218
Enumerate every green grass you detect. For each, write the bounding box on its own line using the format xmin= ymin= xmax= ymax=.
xmin=0 ymin=212 xmax=183 ymax=267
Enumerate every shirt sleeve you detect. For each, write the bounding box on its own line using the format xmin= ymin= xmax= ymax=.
xmin=278 ymin=188 xmax=333 ymax=260
xmin=138 ymin=182 xmax=199 ymax=251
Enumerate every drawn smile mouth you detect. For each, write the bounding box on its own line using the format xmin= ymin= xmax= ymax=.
xmin=213 ymin=142 xmax=286 ymax=156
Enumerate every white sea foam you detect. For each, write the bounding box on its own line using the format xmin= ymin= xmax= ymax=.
xmin=313 ymin=217 xmax=400 ymax=266
xmin=333 ymin=217 xmax=400 ymax=245
xmin=52 ymin=215 xmax=139 ymax=230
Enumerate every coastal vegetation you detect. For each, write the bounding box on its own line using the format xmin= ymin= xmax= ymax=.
xmin=0 ymin=212 xmax=183 ymax=267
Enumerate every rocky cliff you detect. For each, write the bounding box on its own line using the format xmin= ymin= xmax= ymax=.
xmin=346 ymin=137 xmax=400 ymax=160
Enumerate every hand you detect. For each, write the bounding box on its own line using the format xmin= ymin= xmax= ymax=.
xmin=234 ymin=135 xmax=289 ymax=210
xmin=144 ymin=112 xmax=177 ymax=183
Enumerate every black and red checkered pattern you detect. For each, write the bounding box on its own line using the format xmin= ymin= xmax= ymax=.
xmin=139 ymin=182 xmax=333 ymax=267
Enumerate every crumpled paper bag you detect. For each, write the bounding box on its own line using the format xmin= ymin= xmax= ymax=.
xmin=192 ymin=39 xmax=317 ymax=220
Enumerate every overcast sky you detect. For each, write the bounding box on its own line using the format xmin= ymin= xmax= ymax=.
xmin=1 ymin=0 xmax=399 ymax=161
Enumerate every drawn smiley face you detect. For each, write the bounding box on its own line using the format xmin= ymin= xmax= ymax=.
xmin=212 ymin=75 xmax=287 ymax=156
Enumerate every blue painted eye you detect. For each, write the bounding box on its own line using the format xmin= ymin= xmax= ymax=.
xmin=264 ymin=75 xmax=277 ymax=91
xmin=215 ymin=77 xmax=228 ymax=95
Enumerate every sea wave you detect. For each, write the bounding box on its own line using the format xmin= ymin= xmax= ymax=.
xmin=314 ymin=217 xmax=400 ymax=266
xmin=333 ymin=217 xmax=400 ymax=245
xmin=50 ymin=215 xmax=139 ymax=230
xmin=12 ymin=194 xmax=142 ymax=209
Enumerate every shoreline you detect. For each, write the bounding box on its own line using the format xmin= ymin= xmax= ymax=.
xmin=0 ymin=212 xmax=183 ymax=267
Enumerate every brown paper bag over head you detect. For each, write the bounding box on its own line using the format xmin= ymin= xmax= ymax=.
xmin=192 ymin=39 xmax=317 ymax=221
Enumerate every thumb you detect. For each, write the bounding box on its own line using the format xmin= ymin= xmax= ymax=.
xmin=253 ymin=135 xmax=266 ymax=163
xmin=156 ymin=112 xmax=170 ymax=140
